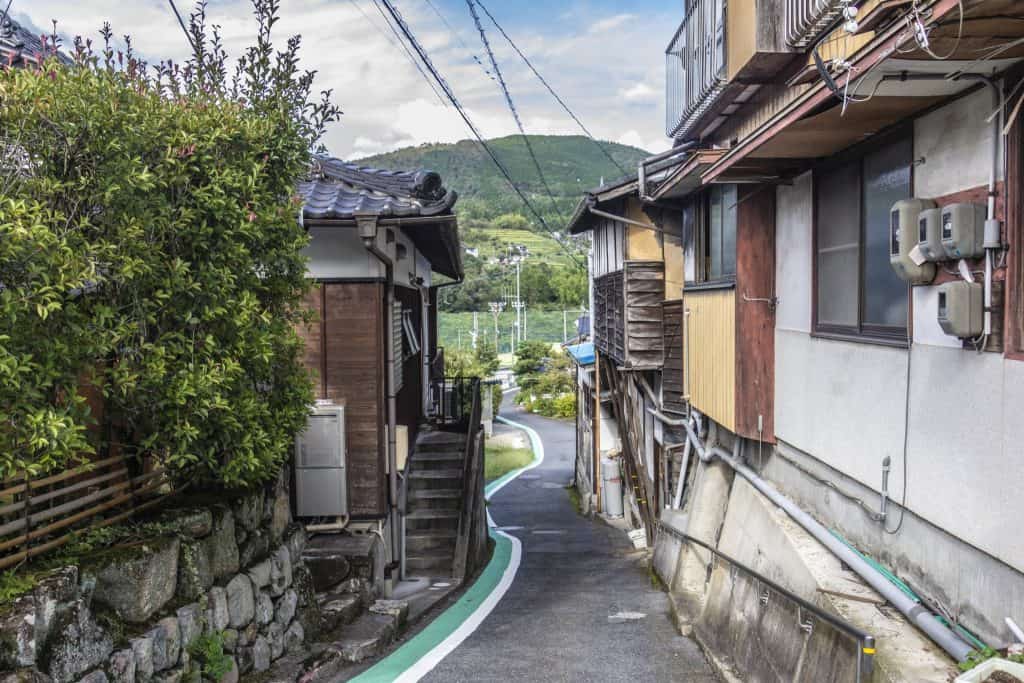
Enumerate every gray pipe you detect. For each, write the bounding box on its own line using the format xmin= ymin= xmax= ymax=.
xmin=683 ymin=421 xmax=972 ymax=661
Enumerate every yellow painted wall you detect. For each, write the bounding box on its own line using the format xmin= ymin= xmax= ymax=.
xmin=727 ymin=0 xmax=756 ymax=81
xmin=625 ymin=198 xmax=663 ymax=261
xmin=686 ymin=288 xmax=736 ymax=431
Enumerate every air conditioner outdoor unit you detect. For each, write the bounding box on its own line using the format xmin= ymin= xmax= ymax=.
xmin=294 ymin=404 xmax=347 ymax=517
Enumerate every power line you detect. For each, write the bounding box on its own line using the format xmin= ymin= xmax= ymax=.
xmin=423 ymin=0 xmax=493 ymax=80
xmin=465 ymin=0 xmax=566 ymax=223
xmin=376 ymin=0 xmax=583 ymax=270
xmin=364 ymin=0 xmax=449 ymax=108
xmin=474 ymin=0 xmax=627 ymax=176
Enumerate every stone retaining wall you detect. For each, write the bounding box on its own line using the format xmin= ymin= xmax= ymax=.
xmin=0 ymin=470 xmax=322 ymax=683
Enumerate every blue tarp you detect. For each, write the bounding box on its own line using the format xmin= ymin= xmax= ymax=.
xmin=565 ymin=342 xmax=595 ymax=366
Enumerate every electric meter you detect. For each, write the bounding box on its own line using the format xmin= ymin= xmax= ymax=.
xmin=940 ymin=203 xmax=986 ymax=259
xmin=890 ymin=198 xmax=936 ymax=284
xmin=937 ymin=280 xmax=983 ymax=338
xmin=917 ymin=208 xmax=944 ymax=262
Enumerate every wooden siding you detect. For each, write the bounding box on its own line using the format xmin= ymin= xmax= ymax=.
xmin=594 ymin=271 xmax=625 ymax=364
xmin=686 ymin=288 xmax=736 ymax=432
xmin=662 ymin=300 xmax=687 ymax=415
xmin=297 ymin=282 xmax=386 ymax=519
xmin=624 ymin=261 xmax=666 ymax=368
xmin=735 ymin=187 xmax=777 ymax=441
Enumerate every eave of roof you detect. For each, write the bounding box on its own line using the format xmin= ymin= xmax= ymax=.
xmin=566 ymin=174 xmax=640 ymax=235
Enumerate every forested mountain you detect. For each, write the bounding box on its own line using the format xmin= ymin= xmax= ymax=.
xmin=356 ymin=135 xmax=649 ymax=313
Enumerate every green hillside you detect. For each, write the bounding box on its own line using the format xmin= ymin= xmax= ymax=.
xmin=356 ymin=134 xmax=648 ymax=227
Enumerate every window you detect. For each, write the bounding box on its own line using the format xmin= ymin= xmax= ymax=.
xmin=815 ymin=134 xmax=912 ymax=342
xmin=683 ymin=184 xmax=737 ymax=285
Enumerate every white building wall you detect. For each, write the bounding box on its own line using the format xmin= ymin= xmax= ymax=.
xmin=773 ymin=91 xmax=1024 ymax=573
xmin=302 ymin=226 xmax=382 ymax=280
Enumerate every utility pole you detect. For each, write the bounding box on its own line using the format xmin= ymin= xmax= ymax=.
xmin=488 ymin=301 xmax=505 ymax=353
xmin=515 ymin=258 xmax=522 ymax=348
xmin=471 ymin=312 xmax=479 ymax=351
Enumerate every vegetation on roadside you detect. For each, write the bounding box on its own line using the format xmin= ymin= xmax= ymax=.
xmin=445 ymin=341 xmax=502 ymax=419
xmin=0 ymin=0 xmax=340 ymax=488
xmin=188 ymin=630 xmax=235 ymax=681
xmin=958 ymin=646 xmax=1024 ymax=672
xmin=513 ymin=342 xmax=576 ymax=418
xmin=485 ymin=443 xmax=534 ymax=482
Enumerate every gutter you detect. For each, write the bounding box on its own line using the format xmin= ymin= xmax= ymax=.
xmin=356 ymin=213 xmax=403 ymax=581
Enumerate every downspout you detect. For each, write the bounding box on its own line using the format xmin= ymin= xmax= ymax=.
xmin=681 ymin=419 xmax=974 ymax=662
xmin=356 ymin=213 xmax=402 ymax=581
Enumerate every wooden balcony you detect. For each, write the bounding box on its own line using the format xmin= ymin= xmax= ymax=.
xmin=594 ymin=262 xmax=666 ymax=369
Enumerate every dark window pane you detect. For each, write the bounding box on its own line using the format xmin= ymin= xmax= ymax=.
xmin=862 ymin=138 xmax=911 ymax=328
xmin=816 ymin=162 xmax=860 ymax=327
xmin=682 ymin=204 xmax=697 ymax=282
xmin=709 ymin=187 xmax=724 ymax=279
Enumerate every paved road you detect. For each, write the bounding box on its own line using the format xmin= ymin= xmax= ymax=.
xmin=423 ymin=397 xmax=718 ymax=683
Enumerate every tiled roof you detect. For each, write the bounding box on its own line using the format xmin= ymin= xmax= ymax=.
xmin=0 ymin=17 xmax=66 ymax=67
xmin=298 ymin=156 xmax=458 ymax=220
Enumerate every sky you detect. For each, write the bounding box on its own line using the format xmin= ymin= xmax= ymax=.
xmin=11 ymin=0 xmax=676 ymax=159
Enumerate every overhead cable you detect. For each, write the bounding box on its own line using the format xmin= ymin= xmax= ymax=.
xmin=465 ymin=0 xmax=565 ymax=223
xmin=474 ymin=0 xmax=627 ymax=176
xmin=376 ymin=0 xmax=583 ymax=269
xmin=365 ymin=0 xmax=449 ymax=108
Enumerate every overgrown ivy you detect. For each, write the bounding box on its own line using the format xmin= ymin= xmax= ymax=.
xmin=0 ymin=1 xmax=341 ymax=487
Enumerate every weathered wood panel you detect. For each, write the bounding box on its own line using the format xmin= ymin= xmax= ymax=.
xmin=735 ymin=187 xmax=776 ymax=442
xmin=323 ymin=283 xmax=386 ymax=518
xmin=625 ymin=261 xmax=665 ymax=368
xmin=686 ymin=288 xmax=736 ymax=432
xmin=662 ymin=300 xmax=687 ymax=415
xmin=594 ymin=271 xmax=625 ymax=364
xmin=297 ymin=287 xmax=325 ymax=398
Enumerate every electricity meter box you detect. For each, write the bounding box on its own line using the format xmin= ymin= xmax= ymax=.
xmin=941 ymin=203 xmax=986 ymax=259
xmin=890 ymin=198 xmax=936 ymax=284
xmin=937 ymin=280 xmax=983 ymax=338
xmin=917 ymin=208 xmax=945 ymax=261
xmin=294 ymin=404 xmax=348 ymax=517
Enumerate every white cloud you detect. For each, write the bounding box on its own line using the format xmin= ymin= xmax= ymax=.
xmin=16 ymin=1 xmax=675 ymax=159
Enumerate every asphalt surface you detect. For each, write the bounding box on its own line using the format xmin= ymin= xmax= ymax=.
xmin=422 ymin=396 xmax=718 ymax=683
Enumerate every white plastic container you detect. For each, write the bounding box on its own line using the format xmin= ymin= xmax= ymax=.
xmin=954 ymin=659 xmax=1024 ymax=683
xmin=601 ymin=457 xmax=624 ymax=518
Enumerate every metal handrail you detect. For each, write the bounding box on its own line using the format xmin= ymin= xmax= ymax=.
xmin=786 ymin=0 xmax=847 ymax=49
xmin=656 ymin=521 xmax=876 ymax=681
xmin=665 ymin=0 xmax=728 ymax=138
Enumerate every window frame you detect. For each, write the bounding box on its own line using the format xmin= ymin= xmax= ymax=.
xmin=812 ymin=128 xmax=914 ymax=347
xmin=683 ymin=184 xmax=738 ymax=291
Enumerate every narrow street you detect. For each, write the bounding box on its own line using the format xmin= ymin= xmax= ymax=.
xmin=422 ymin=395 xmax=717 ymax=682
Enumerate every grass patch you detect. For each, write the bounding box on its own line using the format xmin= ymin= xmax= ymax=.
xmin=485 ymin=444 xmax=534 ymax=482
xmin=566 ymin=485 xmax=583 ymax=515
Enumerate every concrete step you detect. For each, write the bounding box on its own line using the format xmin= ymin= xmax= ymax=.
xmin=406 ymin=509 xmax=460 ymax=531
xmin=298 ymin=600 xmax=410 ymax=681
xmin=415 ymin=434 xmax=466 ymax=453
xmin=414 ymin=453 xmax=464 ymax=469
xmin=406 ymin=549 xmax=456 ymax=573
xmin=406 ymin=529 xmax=458 ymax=553
xmin=409 ymin=469 xmax=463 ymax=490
xmin=318 ymin=593 xmax=362 ymax=633
xmin=407 ymin=488 xmax=462 ymax=512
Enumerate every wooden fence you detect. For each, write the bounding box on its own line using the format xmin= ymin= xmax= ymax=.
xmin=0 ymin=456 xmax=175 ymax=571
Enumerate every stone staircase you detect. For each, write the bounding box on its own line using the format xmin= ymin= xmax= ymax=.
xmin=405 ymin=430 xmax=467 ymax=577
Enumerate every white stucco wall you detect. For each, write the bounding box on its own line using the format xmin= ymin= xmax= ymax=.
xmin=772 ymin=95 xmax=1024 ymax=572
xmin=303 ymin=226 xmax=382 ymax=280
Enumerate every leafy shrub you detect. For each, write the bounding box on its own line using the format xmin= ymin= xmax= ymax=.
xmin=189 ymin=631 xmax=234 ymax=681
xmin=0 ymin=1 xmax=340 ymax=487
xmin=444 ymin=348 xmax=501 ymax=419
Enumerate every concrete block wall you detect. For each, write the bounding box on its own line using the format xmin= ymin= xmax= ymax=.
xmin=0 ymin=471 xmax=321 ymax=683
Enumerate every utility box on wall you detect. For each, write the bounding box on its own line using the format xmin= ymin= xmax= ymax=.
xmin=938 ymin=281 xmax=983 ymax=339
xmin=941 ymin=203 xmax=986 ymax=259
xmin=890 ymin=198 xmax=936 ymax=284
xmin=294 ymin=404 xmax=348 ymax=517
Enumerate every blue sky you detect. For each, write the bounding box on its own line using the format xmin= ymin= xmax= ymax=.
xmin=13 ymin=1 xmax=677 ymax=157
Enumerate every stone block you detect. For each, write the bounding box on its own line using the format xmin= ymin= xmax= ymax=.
xmin=237 ymin=532 xmax=268 ymax=569
xmin=34 ymin=567 xmax=80 ymax=649
xmin=266 ymin=623 xmax=284 ymax=661
xmin=303 ymin=554 xmax=350 ymax=594
xmin=0 ymin=596 xmax=38 ymax=669
xmin=250 ymin=637 xmax=271 ymax=673
xmin=319 ymin=595 xmax=360 ymax=633
xmin=205 ymin=507 xmax=239 ymax=581
xmin=0 ymin=668 xmax=51 ymax=683
xmin=283 ymin=622 xmax=303 ymax=655
xmin=368 ymin=600 xmax=408 ymax=627
xmin=78 ymin=670 xmax=109 ymax=683
xmin=107 ymin=649 xmax=135 ymax=683
xmin=268 ymin=547 xmax=291 ymax=598
xmin=174 ymin=605 xmax=202 ymax=655
xmin=160 ymin=508 xmax=213 ymax=539
xmin=290 ymin=565 xmax=315 ymax=609
xmin=42 ymin=599 xmax=113 ymax=683
xmin=245 ymin=559 xmax=271 ymax=592
xmin=273 ymin=590 xmax=297 ymax=627
xmin=232 ymin=492 xmax=264 ymax=534
xmin=129 ymin=636 xmax=154 ymax=683
xmin=224 ymin=576 xmax=254 ymax=629
xmin=175 ymin=542 xmax=212 ymax=602
xmin=282 ymin=526 xmax=306 ymax=565
xmin=205 ymin=588 xmax=229 ymax=633
xmin=267 ymin=473 xmax=290 ymax=545
xmin=237 ymin=624 xmax=258 ymax=649
xmin=146 ymin=618 xmax=180 ymax=673
xmin=150 ymin=668 xmax=183 ymax=683
xmin=87 ymin=538 xmax=179 ymax=623
xmin=254 ymin=592 xmax=273 ymax=627
xmin=220 ymin=630 xmax=238 ymax=655
xmin=220 ymin=658 xmax=238 ymax=683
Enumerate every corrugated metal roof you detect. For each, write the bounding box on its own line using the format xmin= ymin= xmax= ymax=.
xmin=298 ymin=156 xmax=457 ymax=220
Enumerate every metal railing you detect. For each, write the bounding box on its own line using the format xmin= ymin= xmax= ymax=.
xmin=429 ymin=377 xmax=481 ymax=430
xmin=657 ymin=522 xmax=877 ymax=682
xmin=786 ymin=0 xmax=847 ymax=49
xmin=430 ymin=347 xmax=446 ymax=382
xmin=665 ymin=0 xmax=727 ymax=139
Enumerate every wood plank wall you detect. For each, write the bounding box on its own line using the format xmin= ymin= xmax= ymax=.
xmin=662 ymin=300 xmax=686 ymax=415
xmin=594 ymin=271 xmax=625 ymax=364
xmin=735 ymin=187 xmax=776 ymax=442
xmin=298 ymin=282 xmax=387 ymax=518
xmin=624 ymin=261 xmax=666 ymax=368
xmin=686 ymin=288 xmax=736 ymax=432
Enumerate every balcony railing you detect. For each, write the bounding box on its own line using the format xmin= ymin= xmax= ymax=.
xmin=665 ymin=0 xmax=727 ymax=139
xmin=786 ymin=0 xmax=847 ymax=49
